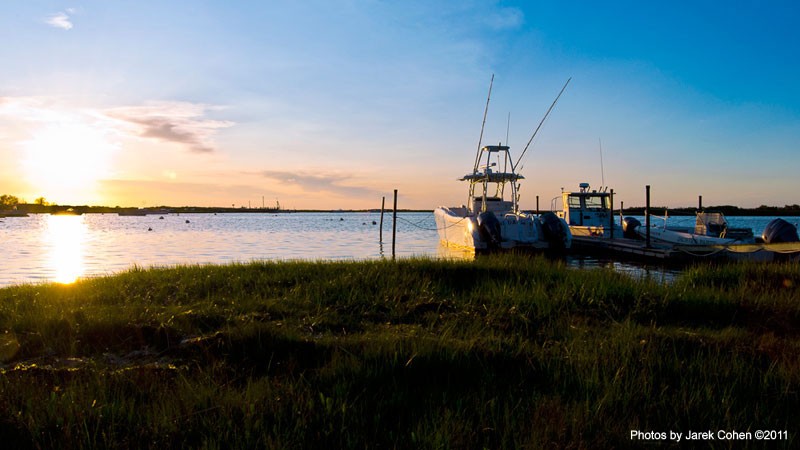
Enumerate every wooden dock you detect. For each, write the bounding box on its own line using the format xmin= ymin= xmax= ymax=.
xmin=572 ymin=236 xmax=681 ymax=260
xmin=571 ymin=236 xmax=800 ymax=262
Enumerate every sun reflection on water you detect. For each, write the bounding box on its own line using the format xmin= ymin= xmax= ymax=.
xmin=45 ymin=214 xmax=87 ymax=284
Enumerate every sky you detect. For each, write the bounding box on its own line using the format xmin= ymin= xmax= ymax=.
xmin=0 ymin=1 xmax=798 ymax=210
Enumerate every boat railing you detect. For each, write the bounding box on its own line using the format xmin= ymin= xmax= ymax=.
xmin=550 ymin=196 xmax=562 ymax=212
xmin=647 ymin=211 xmax=670 ymax=230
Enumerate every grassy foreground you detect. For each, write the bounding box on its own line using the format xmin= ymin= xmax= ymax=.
xmin=0 ymin=256 xmax=798 ymax=449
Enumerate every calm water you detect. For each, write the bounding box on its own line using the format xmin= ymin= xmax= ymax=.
xmin=0 ymin=212 xmax=794 ymax=287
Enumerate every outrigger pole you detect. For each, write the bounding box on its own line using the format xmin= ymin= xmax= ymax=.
xmin=514 ymin=77 xmax=571 ymax=170
xmin=473 ymin=74 xmax=494 ymax=171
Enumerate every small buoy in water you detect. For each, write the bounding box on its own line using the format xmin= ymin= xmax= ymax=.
xmin=159 ymin=216 xmax=164 ymax=219
xmin=372 ymin=221 xmax=377 ymax=225
xmin=185 ymin=219 xmax=190 ymax=224
xmin=148 ymin=227 xmax=153 ymax=231
xmin=340 ymin=218 xmax=344 ymax=221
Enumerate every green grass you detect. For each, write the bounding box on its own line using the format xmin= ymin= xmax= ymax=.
xmin=0 ymin=256 xmax=798 ymax=449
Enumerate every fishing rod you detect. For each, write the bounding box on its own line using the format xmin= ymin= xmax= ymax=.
xmin=599 ymin=137 xmax=605 ymax=189
xmin=473 ymin=74 xmax=494 ymax=171
xmin=514 ymin=77 xmax=571 ymax=170
xmin=505 ymin=111 xmax=511 ymax=146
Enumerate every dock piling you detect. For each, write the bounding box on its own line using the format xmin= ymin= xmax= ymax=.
xmin=392 ymin=190 xmax=397 ymax=259
xmin=645 ymin=185 xmax=651 ymax=248
xmin=379 ymin=196 xmax=385 ymax=242
xmin=609 ymin=189 xmax=614 ymax=239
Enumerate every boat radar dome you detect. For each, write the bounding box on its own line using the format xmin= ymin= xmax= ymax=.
xmin=579 ymin=182 xmax=590 ymax=192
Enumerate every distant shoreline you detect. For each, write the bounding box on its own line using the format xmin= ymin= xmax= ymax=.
xmin=0 ymin=205 xmax=433 ymax=215
xmin=3 ymin=204 xmax=800 ymax=216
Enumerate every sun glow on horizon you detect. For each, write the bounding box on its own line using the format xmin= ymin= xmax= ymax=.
xmin=21 ymin=122 xmax=117 ymax=204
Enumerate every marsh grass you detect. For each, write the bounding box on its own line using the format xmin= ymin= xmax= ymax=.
xmin=0 ymin=256 xmax=798 ymax=448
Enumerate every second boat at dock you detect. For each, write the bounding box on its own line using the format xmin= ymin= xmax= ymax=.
xmin=557 ymin=182 xmax=800 ymax=261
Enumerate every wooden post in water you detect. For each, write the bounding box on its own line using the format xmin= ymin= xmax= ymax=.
xmin=392 ymin=190 xmax=398 ymax=259
xmin=609 ymin=189 xmax=614 ymax=239
xmin=645 ymin=185 xmax=651 ymax=248
xmin=379 ymin=196 xmax=385 ymax=242
xmin=536 ymin=195 xmax=540 ymax=214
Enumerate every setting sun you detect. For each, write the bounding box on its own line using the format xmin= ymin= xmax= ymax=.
xmin=21 ymin=121 xmax=116 ymax=204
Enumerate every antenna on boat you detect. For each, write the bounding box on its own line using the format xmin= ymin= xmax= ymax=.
xmin=599 ymin=137 xmax=606 ymax=190
xmin=473 ymin=74 xmax=494 ymax=170
xmin=505 ymin=111 xmax=511 ymax=146
xmin=514 ymin=77 xmax=571 ymax=170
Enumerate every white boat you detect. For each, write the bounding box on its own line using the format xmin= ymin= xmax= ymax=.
xmin=623 ymin=210 xmax=755 ymax=246
xmin=557 ymin=182 xmax=759 ymax=248
xmin=434 ymin=144 xmax=571 ymax=251
xmin=557 ymin=183 xmax=622 ymax=238
xmin=434 ymin=76 xmax=572 ymax=252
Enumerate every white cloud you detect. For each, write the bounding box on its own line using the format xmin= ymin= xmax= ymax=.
xmin=105 ymin=101 xmax=234 ymax=153
xmin=45 ymin=12 xmax=74 ymax=30
xmin=486 ymin=7 xmax=524 ymax=30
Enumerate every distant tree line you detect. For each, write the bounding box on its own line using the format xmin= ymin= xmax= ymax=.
xmin=621 ymin=204 xmax=800 ymax=217
xmin=1 ymin=195 xmax=50 ymax=208
xmin=3 ymin=192 xmax=800 ymax=215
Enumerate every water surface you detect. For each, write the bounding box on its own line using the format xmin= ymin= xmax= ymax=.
xmin=0 ymin=212 xmax=793 ymax=287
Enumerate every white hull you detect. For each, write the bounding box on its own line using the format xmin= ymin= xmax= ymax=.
xmin=434 ymin=207 xmax=486 ymax=250
xmin=434 ymin=207 xmax=570 ymax=251
xmin=637 ymin=226 xmax=746 ymax=246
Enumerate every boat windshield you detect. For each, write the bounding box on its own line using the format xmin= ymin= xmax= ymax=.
xmin=566 ymin=194 xmax=609 ymax=210
xmin=585 ymin=195 xmax=609 ymax=210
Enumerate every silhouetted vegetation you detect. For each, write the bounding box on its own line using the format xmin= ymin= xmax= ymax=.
xmin=0 ymin=194 xmax=20 ymax=207
xmin=621 ymin=204 xmax=800 ymax=216
xmin=0 ymin=257 xmax=797 ymax=448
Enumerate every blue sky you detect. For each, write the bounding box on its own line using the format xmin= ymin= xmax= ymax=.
xmin=0 ymin=1 xmax=798 ymax=209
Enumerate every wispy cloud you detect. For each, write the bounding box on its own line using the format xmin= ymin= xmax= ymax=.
xmin=486 ymin=7 xmax=523 ymax=30
xmin=45 ymin=11 xmax=74 ymax=30
xmin=260 ymin=170 xmax=380 ymax=198
xmin=106 ymin=101 xmax=234 ymax=153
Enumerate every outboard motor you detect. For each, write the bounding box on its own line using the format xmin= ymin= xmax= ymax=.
xmin=539 ymin=211 xmax=569 ymax=249
xmin=622 ymin=217 xmax=641 ymax=239
xmin=762 ymin=218 xmax=799 ymax=244
xmin=477 ymin=211 xmax=502 ymax=249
